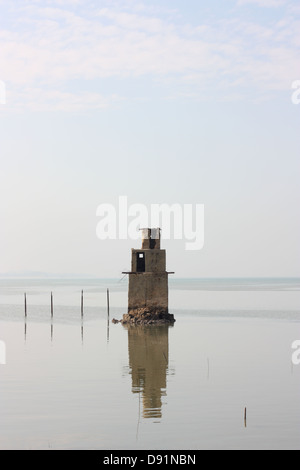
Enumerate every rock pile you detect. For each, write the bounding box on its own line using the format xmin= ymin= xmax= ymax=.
xmin=112 ymin=307 xmax=175 ymax=325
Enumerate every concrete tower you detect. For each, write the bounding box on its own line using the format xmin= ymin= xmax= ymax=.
xmin=122 ymin=228 xmax=175 ymax=324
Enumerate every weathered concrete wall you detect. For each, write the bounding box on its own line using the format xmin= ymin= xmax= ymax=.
xmin=131 ymin=249 xmax=166 ymax=273
xmin=141 ymin=228 xmax=161 ymax=250
xmin=128 ymin=272 xmax=168 ymax=312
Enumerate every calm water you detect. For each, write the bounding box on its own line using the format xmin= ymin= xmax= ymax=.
xmin=0 ymin=278 xmax=300 ymax=450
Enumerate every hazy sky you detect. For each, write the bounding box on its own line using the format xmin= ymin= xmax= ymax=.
xmin=0 ymin=0 xmax=299 ymax=278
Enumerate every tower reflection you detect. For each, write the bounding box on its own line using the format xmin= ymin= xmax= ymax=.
xmin=125 ymin=324 xmax=171 ymax=419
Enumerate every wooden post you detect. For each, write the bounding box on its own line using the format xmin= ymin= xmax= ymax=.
xmin=81 ymin=290 xmax=84 ymax=317
xmin=107 ymin=288 xmax=110 ymax=318
xmin=24 ymin=293 xmax=27 ymax=317
xmin=106 ymin=288 xmax=110 ymax=342
xmin=51 ymin=292 xmax=53 ymax=318
xmin=244 ymin=407 xmax=247 ymax=428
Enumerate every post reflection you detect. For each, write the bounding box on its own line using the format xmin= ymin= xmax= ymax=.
xmin=124 ymin=324 xmax=172 ymax=420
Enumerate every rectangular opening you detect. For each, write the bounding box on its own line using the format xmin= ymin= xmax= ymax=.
xmin=136 ymin=252 xmax=145 ymax=272
xmin=149 ymin=236 xmax=156 ymax=249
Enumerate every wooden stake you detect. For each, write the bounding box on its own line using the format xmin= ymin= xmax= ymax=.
xmin=107 ymin=288 xmax=110 ymax=318
xmin=81 ymin=290 xmax=84 ymax=317
xmin=24 ymin=293 xmax=27 ymax=317
xmin=244 ymin=407 xmax=247 ymax=428
xmin=51 ymin=292 xmax=53 ymax=318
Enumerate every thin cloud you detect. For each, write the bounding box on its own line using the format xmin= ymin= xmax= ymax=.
xmin=237 ymin=0 xmax=286 ymax=7
xmin=0 ymin=0 xmax=299 ymax=112
xmin=2 ymin=87 xmax=123 ymax=113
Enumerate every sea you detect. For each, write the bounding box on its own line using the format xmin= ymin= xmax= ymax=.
xmin=0 ymin=277 xmax=299 ymax=450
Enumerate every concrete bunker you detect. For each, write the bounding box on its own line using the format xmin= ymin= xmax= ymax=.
xmin=121 ymin=228 xmax=175 ymax=325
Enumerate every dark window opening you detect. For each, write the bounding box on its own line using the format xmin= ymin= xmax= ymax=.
xmin=136 ymin=252 xmax=145 ymax=272
xmin=149 ymin=228 xmax=159 ymax=249
xmin=149 ymin=236 xmax=156 ymax=249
